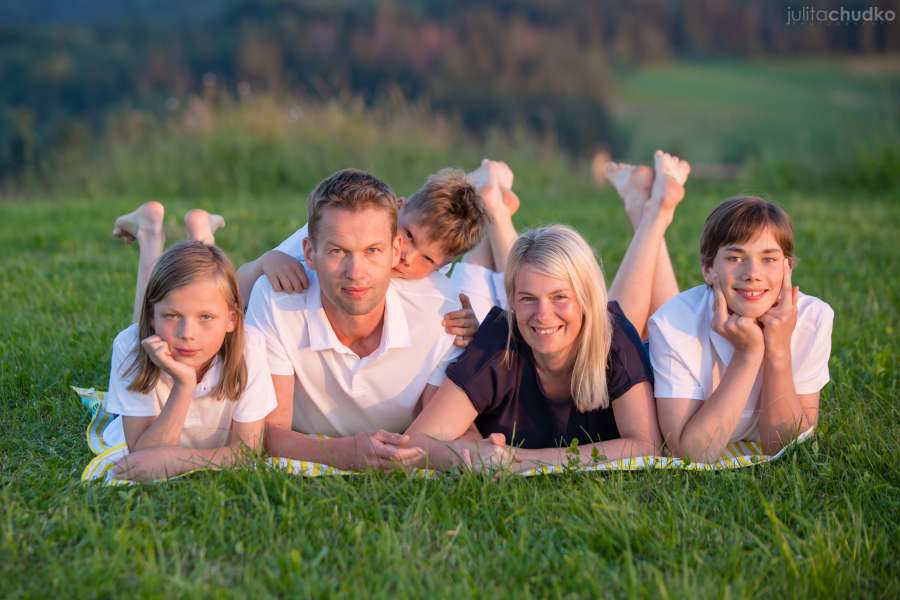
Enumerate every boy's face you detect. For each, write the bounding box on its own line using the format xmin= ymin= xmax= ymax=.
xmin=392 ymin=210 xmax=450 ymax=279
xmin=304 ymin=206 xmax=401 ymax=317
xmin=704 ymin=227 xmax=787 ymax=319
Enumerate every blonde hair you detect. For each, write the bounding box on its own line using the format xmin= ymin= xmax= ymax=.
xmin=126 ymin=241 xmax=247 ymax=401
xmin=504 ymin=225 xmax=613 ymax=412
xmin=404 ymin=168 xmax=488 ymax=258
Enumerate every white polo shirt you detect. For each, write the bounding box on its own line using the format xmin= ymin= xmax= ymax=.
xmin=648 ymin=284 xmax=833 ymax=442
xmin=105 ymin=324 xmax=278 ymax=449
xmin=274 ymin=225 xmax=506 ymax=322
xmin=245 ymin=269 xmax=462 ymax=437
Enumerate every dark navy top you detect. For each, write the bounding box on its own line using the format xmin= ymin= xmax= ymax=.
xmin=446 ymin=303 xmax=653 ymax=449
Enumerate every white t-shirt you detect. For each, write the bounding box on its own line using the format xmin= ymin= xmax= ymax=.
xmin=106 ymin=324 xmax=278 ymax=449
xmin=274 ymin=225 xmax=507 ymax=322
xmin=648 ymin=284 xmax=834 ymax=442
xmin=245 ymin=267 xmax=463 ymax=437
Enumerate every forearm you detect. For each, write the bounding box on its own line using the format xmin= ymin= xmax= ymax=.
xmin=675 ymin=352 xmax=763 ymax=462
xmin=264 ymin=426 xmax=359 ymax=470
xmin=236 ymin=255 xmax=264 ymax=307
xmin=514 ymin=435 xmax=658 ymax=471
xmin=758 ymin=356 xmax=809 ymax=454
xmin=133 ymin=383 xmax=194 ymax=450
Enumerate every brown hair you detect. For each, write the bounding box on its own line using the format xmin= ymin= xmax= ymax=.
xmin=403 ymin=168 xmax=488 ymax=258
xmin=307 ymin=168 xmax=398 ymax=244
xmin=126 ymin=241 xmax=247 ymax=401
xmin=699 ymin=196 xmax=794 ymax=270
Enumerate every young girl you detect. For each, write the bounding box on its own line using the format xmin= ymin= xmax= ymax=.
xmin=602 ymin=157 xmax=833 ymax=463
xmin=106 ymin=202 xmax=277 ymax=481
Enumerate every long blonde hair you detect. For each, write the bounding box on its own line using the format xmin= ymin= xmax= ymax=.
xmin=504 ymin=225 xmax=613 ymax=412
xmin=126 ymin=241 xmax=247 ymax=401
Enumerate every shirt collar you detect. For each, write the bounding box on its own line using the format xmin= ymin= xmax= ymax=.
xmin=305 ymin=276 xmax=411 ymax=353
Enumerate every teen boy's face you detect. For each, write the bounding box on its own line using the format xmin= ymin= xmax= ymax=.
xmin=705 ymin=227 xmax=787 ymax=319
xmin=304 ymin=206 xmax=401 ymax=317
xmin=392 ymin=211 xmax=450 ymax=280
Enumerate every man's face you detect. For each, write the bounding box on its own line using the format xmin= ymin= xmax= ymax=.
xmin=391 ymin=210 xmax=451 ymax=280
xmin=304 ymin=207 xmax=400 ymax=316
xmin=704 ymin=227 xmax=787 ymax=319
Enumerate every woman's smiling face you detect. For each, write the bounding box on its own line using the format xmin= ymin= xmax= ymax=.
xmin=512 ymin=265 xmax=584 ymax=361
xmin=705 ymin=227 xmax=787 ymax=319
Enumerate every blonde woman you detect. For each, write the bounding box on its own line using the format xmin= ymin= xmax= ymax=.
xmin=404 ymin=224 xmax=662 ymax=471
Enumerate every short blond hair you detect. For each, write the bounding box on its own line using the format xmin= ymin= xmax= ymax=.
xmin=504 ymin=225 xmax=613 ymax=412
xmin=404 ymin=168 xmax=488 ymax=258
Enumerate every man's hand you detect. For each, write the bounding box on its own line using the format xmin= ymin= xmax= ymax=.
xmin=443 ymin=293 xmax=479 ymax=348
xmin=710 ymin=274 xmax=764 ymax=354
xmin=262 ymin=250 xmax=309 ymax=293
xmin=757 ymin=259 xmax=798 ymax=361
xmin=141 ymin=335 xmax=197 ymax=386
xmin=352 ymin=430 xmax=425 ymax=470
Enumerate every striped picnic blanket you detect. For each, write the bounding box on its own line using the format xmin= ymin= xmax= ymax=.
xmin=74 ymin=386 xmax=812 ymax=484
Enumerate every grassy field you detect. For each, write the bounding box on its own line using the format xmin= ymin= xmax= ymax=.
xmin=2 ymin=60 xmax=899 ymax=597
xmin=612 ymin=57 xmax=900 ymax=163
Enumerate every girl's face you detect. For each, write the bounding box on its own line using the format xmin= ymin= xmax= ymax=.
xmin=152 ymin=278 xmax=237 ymax=374
xmin=512 ymin=265 xmax=584 ymax=363
xmin=704 ymin=227 xmax=787 ymax=319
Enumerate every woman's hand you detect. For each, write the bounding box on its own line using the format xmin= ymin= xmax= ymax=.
xmin=443 ymin=294 xmax=478 ymax=348
xmin=757 ymin=259 xmax=798 ymax=361
xmin=454 ymin=433 xmax=516 ymax=472
xmin=710 ymin=274 xmax=764 ymax=354
xmin=141 ymin=335 xmax=197 ymax=386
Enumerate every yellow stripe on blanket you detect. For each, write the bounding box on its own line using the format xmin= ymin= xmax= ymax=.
xmin=74 ymin=386 xmax=813 ymax=483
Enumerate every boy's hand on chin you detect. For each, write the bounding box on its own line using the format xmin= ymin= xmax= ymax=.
xmin=757 ymin=259 xmax=798 ymax=360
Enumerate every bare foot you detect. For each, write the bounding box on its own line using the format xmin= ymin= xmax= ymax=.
xmin=113 ymin=201 xmax=165 ymax=244
xmin=184 ymin=209 xmax=226 ymax=245
xmin=603 ymin=161 xmax=654 ymax=229
xmin=649 ymin=150 xmax=691 ymax=214
xmin=501 ymin=188 xmax=520 ymax=216
xmin=591 ymin=150 xmax=611 ymax=187
xmin=468 ymin=158 xmax=513 ymax=193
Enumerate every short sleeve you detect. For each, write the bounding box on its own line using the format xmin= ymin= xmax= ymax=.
xmin=231 ymin=327 xmax=278 ymax=422
xmin=792 ymin=298 xmax=834 ymax=394
xmin=105 ymin=325 xmax=159 ymax=417
xmin=445 ymin=307 xmax=516 ymax=414
xmin=244 ymin=277 xmax=294 ymax=376
xmin=648 ymin=313 xmax=705 ymax=400
xmin=427 ymin=344 xmax=464 ymax=387
xmin=274 ymin=224 xmax=308 ymax=261
xmin=606 ymin=302 xmax=654 ymax=401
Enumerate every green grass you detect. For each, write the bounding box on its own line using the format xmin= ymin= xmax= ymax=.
xmin=612 ymin=57 xmax=900 ymax=163
xmin=2 ymin=65 xmax=899 ymax=596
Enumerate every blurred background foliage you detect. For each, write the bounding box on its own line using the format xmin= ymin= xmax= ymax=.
xmin=1 ymin=0 xmax=899 ymax=194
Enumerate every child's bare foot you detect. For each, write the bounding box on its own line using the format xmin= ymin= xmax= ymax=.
xmin=603 ymin=161 xmax=654 ymax=229
xmin=468 ymin=158 xmax=513 ymax=193
xmin=501 ymin=188 xmax=520 ymax=216
xmin=184 ymin=209 xmax=225 ymax=245
xmin=113 ymin=201 xmax=165 ymax=244
xmin=649 ymin=150 xmax=691 ymax=214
